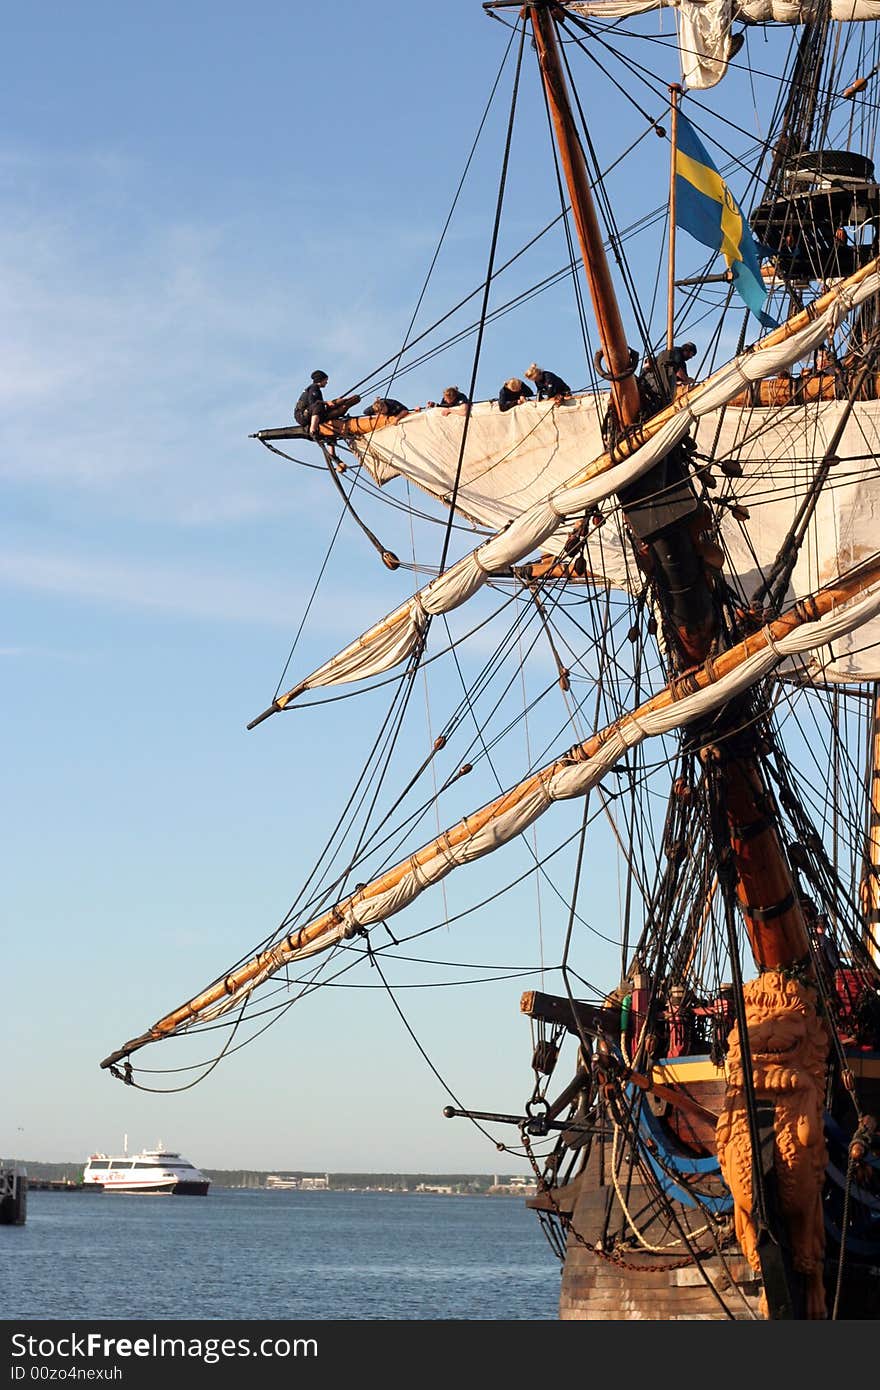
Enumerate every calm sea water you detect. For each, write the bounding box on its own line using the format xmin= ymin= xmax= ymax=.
xmin=4 ymin=1188 xmax=561 ymax=1321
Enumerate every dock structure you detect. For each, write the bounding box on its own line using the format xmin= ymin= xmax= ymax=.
xmin=0 ymin=1166 xmax=27 ymax=1225
xmin=25 ymin=1178 xmax=86 ymax=1191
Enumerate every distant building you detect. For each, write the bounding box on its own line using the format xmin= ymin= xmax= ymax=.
xmin=300 ymin=1174 xmax=329 ymax=1190
xmin=488 ymin=1175 xmax=536 ymax=1196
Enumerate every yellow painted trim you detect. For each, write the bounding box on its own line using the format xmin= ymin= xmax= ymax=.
xmin=652 ymin=1054 xmax=880 ymax=1083
xmin=652 ymin=1059 xmax=726 ymax=1084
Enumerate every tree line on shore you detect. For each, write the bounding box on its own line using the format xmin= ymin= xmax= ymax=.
xmin=12 ymin=1161 xmax=523 ymax=1192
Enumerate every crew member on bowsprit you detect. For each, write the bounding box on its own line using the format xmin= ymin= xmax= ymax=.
xmin=294 ymin=369 xmax=354 ymax=437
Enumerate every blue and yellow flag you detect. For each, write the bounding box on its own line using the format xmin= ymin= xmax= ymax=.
xmin=675 ymin=112 xmax=775 ymax=328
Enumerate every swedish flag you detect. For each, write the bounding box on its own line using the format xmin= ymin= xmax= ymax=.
xmin=675 ymin=112 xmax=775 ymax=328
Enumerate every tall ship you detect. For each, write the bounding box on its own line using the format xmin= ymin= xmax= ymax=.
xmin=101 ymin=2 xmax=880 ymax=1317
xmin=83 ymin=1143 xmax=210 ymax=1195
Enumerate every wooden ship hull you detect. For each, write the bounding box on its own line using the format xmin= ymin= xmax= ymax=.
xmin=526 ymin=1034 xmax=880 ymax=1319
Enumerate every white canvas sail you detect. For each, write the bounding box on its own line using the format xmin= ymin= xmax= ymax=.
xmin=353 ymin=394 xmax=608 ymax=539
xmin=564 ymin=0 xmax=880 ymax=89
xmin=354 ymin=397 xmax=880 ymax=683
xmin=273 ymin=262 xmax=880 ymax=709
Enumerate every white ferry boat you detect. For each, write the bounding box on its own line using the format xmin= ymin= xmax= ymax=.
xmin=83 ymin=1141 xmax=210 ymax=1195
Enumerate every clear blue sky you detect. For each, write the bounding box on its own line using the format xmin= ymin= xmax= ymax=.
xmin=4 ymin=1 xmax=792 ymax=1172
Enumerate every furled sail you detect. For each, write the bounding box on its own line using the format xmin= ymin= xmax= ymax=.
xmin=261 ymin=260 xmax=880 ymax=717
xmin=352 ymin=398 xmax=880 ymax=683
xmin=102 ymin=555 xmax=880 ymax=1065
xmin=564 ymin=0 xmax=880 ymax=89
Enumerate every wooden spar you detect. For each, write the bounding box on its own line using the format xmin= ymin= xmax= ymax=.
xmin=860 ymin=684 xmax=880 ymax=967
xmin=527 ymin=4 xmax=641 ymax=427
xmin=521 ymin=987 xmax=619 ymax=1037
xmin=252 ymin=411 xmax=411 ymax=444
xmin=723 ymin=759 xmax=810 ymax=969
xmin=100 ymin=555 xmax=880 ymax=1068
xmin=667 ymin=84 xmax=682 ymax=353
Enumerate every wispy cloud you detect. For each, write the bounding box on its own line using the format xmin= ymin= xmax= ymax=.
xmin=0 ymin=542 xmax=407 ymax=633
xmin=0 ymin=147 xmax=419 ymax=528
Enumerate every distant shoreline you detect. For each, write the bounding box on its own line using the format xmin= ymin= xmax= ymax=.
xmin=13 ymin=1162 xmax=536 ymax=1196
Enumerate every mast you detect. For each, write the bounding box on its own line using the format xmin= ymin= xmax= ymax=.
xmin=667 ymin=84 xmax=681 ymax=352
xmin=532 ymin=3 xmax=875 ymax=1317
xmin=861 ymin=685 xmax=880 ymax=967
xmin=527 ymin=3 xmax=641 ymax=426
xmin=524 ymin=0 xmax=814 ymax=976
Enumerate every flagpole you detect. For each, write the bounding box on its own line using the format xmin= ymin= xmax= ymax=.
xmin=667 ymin=84 xmax=682 ymax=352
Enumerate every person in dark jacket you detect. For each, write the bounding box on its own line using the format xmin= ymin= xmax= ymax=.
xmin=294 ymin=370 xmax=356 ymax=436
xmin=427 ymin=386 xmax=470 ymax=408
xmin=363 ymin=396 xmax=409 ymax=418
xmin=640 ymin=342 xmax=697 ymax=404
xmin=498 ymin=377 xmax=534 ymax=412
xmin=524 ymin=363 xmax=572 ymax=401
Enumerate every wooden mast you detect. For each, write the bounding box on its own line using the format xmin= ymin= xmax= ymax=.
xmin=861 ymin=684 xmax=880 ymax=967
xmin=524 ymin=3 xmax=811 ymax=970
xmin=667 ymin=84 xmax=682 ymax=352
xmin=521 ymin=5 xmax=836 ymax=1315
xmin=527 ymin=3 xmax=641 ymax=427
